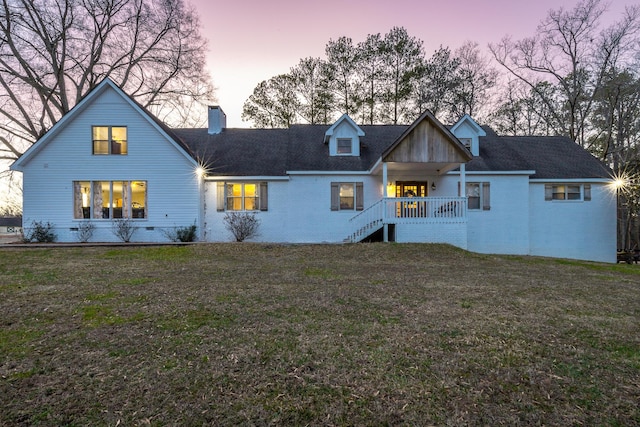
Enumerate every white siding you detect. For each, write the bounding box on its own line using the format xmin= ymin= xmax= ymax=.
xmin=395 ymin=223 xmax=467 ymax=248
xmin=21 ymin=87 xmax=200 ymax=242
xmin=204 ymin=174 xmax=380 ymax=242
xmin=466 ymin=174 xmax=531 ymax=255
xmin=529 ymin=182 xmax=616 ymax=263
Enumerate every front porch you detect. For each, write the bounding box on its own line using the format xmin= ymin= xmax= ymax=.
xmin=346 ymin=109 xmax=473 ymax=246
xmin=347 ymin=196 xmax=467 ymax=245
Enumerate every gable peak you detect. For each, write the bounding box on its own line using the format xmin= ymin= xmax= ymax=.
xmin=451 ymin=114 xmax=486 ymax=136
xmin=324 ymin=114 xmax=365 ymax=143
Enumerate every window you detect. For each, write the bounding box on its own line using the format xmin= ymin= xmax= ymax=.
xmin=73 ymin=180 xmax=146 ymax=219
xmin=331 ymin=182 xmax=364 ymax=211
xmin=460 ymin=138 xmax=472 ymax=149
xmin=216 ymin=182 xmax=268 ymax=211
xmin=93 ymin=126 xmax=127 ymax=155
xmin=466 ymin=182 xmax=490 ymax=210
xmin=545 ymin=184 xmax=591 ymax=201
xmin=336 ymin=138 xmax=352 ymax=154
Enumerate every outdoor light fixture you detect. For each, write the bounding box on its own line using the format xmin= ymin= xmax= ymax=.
xmin=431 ymin=182 xmax=436 ymax=191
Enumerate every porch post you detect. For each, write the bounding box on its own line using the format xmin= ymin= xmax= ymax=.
xmin=460 ymin=163 xmax=466 ymax=197
xmin=382 ymin=162 xmax=389 ymax=242
xmin=382 ymin=162 xmax=388 ymax=197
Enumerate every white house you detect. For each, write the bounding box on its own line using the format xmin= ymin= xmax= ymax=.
xmin=11 ymin=78 xmax=616 ymax=262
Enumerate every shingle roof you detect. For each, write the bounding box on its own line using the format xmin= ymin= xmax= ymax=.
xmin=174 ymin=125 xmax=407 ymax=176
xmin=173 ymin=124 xmax=611 ymax=180
xmin=175 ymin=128 xmax=290 ymax=176
xmin=465 ymin=127 xmax=611 ymax=179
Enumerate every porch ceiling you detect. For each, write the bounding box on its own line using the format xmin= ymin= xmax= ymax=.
xmin=371 ymin=161 xmax=460 ymax=176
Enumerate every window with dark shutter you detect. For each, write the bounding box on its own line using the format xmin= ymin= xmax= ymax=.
xmin=546 ymin=183 xmax=591 ymax=202
xmin=217 ymin=182 xmax=267 ymax=211
xmin=482 ymin=182 xmax=491 ymax=210
xmin=259 ymin=182 xmax=268 ymax=211
xmin=545 ymin=184 xmax=553 ymax=201
xmin=330 ymin=182 xmax=340 ymax=210
xmin=331 ymin=182 xmax=362 ymax=210
xmin=216 ymin=182 xmax=225 ymax=211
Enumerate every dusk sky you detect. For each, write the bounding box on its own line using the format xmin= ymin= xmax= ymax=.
xmin=190 ymin=0 xmax=628 ymax=128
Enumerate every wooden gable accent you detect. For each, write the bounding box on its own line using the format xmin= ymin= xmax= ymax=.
xmin=382 ymin=112 xmax=471 ymax=164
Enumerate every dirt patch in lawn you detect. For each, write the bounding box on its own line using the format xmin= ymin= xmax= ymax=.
xmin=1 ymin=243 xmax=639 ymax=426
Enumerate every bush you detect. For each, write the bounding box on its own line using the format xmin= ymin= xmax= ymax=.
xmin=162 ymin=223 xmax=198 ymax=242
xmin=76 ymin=222 xmax=96 ymax=243
xmin=223 ymin=212 xmax=260 ymax=242
xmin=24 ymin=221 xmax=57 ymax=243
xmin=112 ymin=219 xmax=136 ymax=242
xmin=176 ymin=224 xmax=197 ymax=242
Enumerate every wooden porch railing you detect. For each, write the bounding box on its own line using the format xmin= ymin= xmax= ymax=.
xmin=347 ymin=196 xmax=467 ymax=242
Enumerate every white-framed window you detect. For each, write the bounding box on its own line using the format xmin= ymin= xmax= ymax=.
xmin=466 ymin=182 xmax=490 ymax=210
xmin=545 ymin=184 xmax=591 ymax=201
xmin=216 ymin=182 xmax=268 ymax=211
xmin=336 ymin=138 xmax=352 ymax=154
xmin=73 ymin=180 xmax=146 ymax=219
xmin=460 ymin=138 xmax=472 ymax=149
xmin=331 ymin=182 xmax=364 ymax=211
xmin=92 ymin=126 xmax=127 ymax=155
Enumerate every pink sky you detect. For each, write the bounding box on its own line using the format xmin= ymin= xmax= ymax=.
xmin=0 ymin=0 xmax=629 ymax=207
xmin=197 ymin=0 xmax=626 ymax=127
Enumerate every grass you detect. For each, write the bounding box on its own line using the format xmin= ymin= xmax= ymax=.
xmin=0 ymin=243 xmax=639 ymax=426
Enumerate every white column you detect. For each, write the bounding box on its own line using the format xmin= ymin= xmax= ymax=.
xmin=460 ymin=163 xmax=466 ymax=197
xmin=382 ymin=162 xmax=388 ymax=198
xmin=382 ymin=162 xmax=388 ymax=242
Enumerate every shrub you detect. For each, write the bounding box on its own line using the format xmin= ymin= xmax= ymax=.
xmin=112 ymin=219 xmax=136 ymax=242
xmin=76 ymin=222 xmax=96 ymax=243
xmin=162 ymin=223 xmax=198 ymax=242
xmin=223 ymin=212 xmax=260 ymax=242
xmin=24 ymin=221 xmax=57 ymax=243
xmin=176 ymin=224 xmax=197 ymax=242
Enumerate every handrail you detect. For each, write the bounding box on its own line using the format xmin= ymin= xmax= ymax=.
xmin=384 ymin=196 xmax=467 ymax=221
xmin=347 ymin=199 xmax=384 ymax=242
xmin=347 ymin=196 xmax=467 ymax=242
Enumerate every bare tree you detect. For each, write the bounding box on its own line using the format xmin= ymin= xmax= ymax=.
xmin=489 ymin=79 xmax=562 ymax=136
xmin=451 ymin=41 xmax=498 ymax=121
xmin=489 ymin=0 xmax=640 ymax=146
xmin=0 ymin=0 xmax=215 ymax=162
xmin=0 ymin=203 xmax=20 ymax=216
xmin=590 ymin=69 xmax=640 ymax=166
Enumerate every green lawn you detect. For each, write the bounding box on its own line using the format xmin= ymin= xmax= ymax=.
xmin=1 ymin=243 xmax=639 ymax=426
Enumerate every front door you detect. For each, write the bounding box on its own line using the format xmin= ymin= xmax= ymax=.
xmin=396 ymin=181 xmax=428 ymax=198
xmin=396 ymin=181 xmax=429 ymax=217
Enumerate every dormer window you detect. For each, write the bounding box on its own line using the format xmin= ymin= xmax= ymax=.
xmin=460 ymin=138 xmax=472 ymax=150
xmin=450 ymin=115 xmax=485 ymax=156
xmin=324 ymin=114 xmax=365 ymax=157
xmin=337 ymin=138 xmax=352 ymax=154
xmin=93 ymin=126 xmax=127 ymax=155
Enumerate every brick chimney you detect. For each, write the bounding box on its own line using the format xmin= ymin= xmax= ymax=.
xmin=208 ymin=106 xmax=226 ymax=134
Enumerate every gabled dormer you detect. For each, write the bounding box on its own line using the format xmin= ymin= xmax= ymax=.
xmin=450 ymin=114 xmax=486 ymax=156
xmin=324 ymin=114 xmax=365 ymax=156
